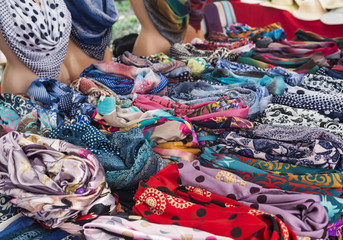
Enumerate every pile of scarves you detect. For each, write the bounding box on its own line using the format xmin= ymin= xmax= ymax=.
xmin=0 ymin=22 xmax=343 ymax=240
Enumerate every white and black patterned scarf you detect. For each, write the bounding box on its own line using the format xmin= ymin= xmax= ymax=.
xmin=0 ymin=0 xmax=71 ymax=78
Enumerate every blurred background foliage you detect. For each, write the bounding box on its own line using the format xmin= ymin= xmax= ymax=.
xmin=112 ymin=0 xmax=139 ymax=42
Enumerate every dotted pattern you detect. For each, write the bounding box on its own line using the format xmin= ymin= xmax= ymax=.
xmin=272 ymin=89 xmax=343 ymax=122
xmin=0 ymin=0 xmax=71 ymax=78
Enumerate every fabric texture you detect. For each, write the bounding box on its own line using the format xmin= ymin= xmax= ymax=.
xmin=0 ymin=0 xmax=71 ymax=78
xmin=64 ymin=0 xmax=118 ymax=60
xmin=0 ymin=131 xmax=117 ymax=228
xmin=216 ymin=58 xmax=303 ymax=86
xmin=300 ymin=71 xmax=343 ymax=96
xmin=272 ymin=86 xmax=343 ymax=122
xmin=83 ymin=214 xmax=233 ymax=240
xmin=199 ymin=146 xmax=343 ymax=197
xmin=133 ymin=163 xmax=296 ymax=239
xmin=118 ymin=51 xmax=191 ymax=81
xmin=166 ymin=81 xmax=261 ymax=117
xmin=49 ymin=124 xmax=167 ymax=189
xmin=170 ymin=43 xmax=239 ymax=65
xmin=143 ymin=0 xmax=191 ymax=44
xmin=217 ymin=124 xmax=343 ymax=170
xmin=260 ymin=103 xmax=343 ymax=139
xmin=80 ymin=62 xmax=168 ymax=95
xmin=178 ymin=160 xmax=328 ymax=238
xmin=27 ymin=78 xmax=95 ymax=123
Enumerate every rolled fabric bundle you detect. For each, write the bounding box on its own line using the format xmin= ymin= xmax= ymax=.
xmin=0 ymin=132 xmax=117 ymax=228
xmin=217 ymin=124 xmax=343 ymax=170
xmin=80 ymin=62 xmax=168 ymax=95
xmin=49 ymin=124 xmax=168 ymax=189
xmin=132 ymin=162 xmax=297 ymax=239
xmin=178 ymin=160 xmax=329 ymax=238
xmin=272 ymin=86 xmax=343 ymax=122
xmin=143 ymin=0 xmax=191 ymax=44
xmin=166 ymin=81 xmax=261 ymax=117
xmin=170 ymin=43 xmax=239 ymax=65
xmin=260 ymin=103 xmax=343 ymax=139
xmin=63 ymin=0 xmax=118 ymax=60
xmin=0 ymin=0 xmax=71 ymax=78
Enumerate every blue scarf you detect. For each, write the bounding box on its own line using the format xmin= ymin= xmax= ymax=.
xmin=64 ymin=0 xmax=118 ymax=60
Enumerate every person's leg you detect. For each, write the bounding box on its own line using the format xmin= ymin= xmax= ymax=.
xmin=129 ymin=0 xmax=171 ymax=56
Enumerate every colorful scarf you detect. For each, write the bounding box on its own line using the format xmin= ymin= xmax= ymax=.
xmin=27 ymin=78 xmax=95 ymax=123
xmin=199 ymin=147 xmax=343 ymax=223
xmin=0 ymin=132 xmax=117 ymax=228
xmin=216 ymin=58 xmax=303 ymax=86
xmin=80 ymin=62 xmax=168 ymax=95
xmin=63 ymin=0 xmax=118 ymax=60
xmin=165 ymin=81 xmax=260 ymax=117
xmin=0 ymin=0 xmax=71 ymax=78
xmin=294 ymin=29 xmax=343 ymax=49
xmin=178 ymin=160 xmax=328 ymax=238
xmin=144 ymin=0 xmax=191 ymax=44
xmin=192 ymin=38 xmax=250 ymax=51
xmin=83 ymin=214 xmax=232 ymax=240
xmin=201 ymin=67 xmax=288 ymax=95
xmin=49 ymin=124 xmax=167 ymax=189
xmin=133 ymin=163 xmax=296 ymax=240
xmin=70 ymin=77 xmax=118 ymax=106
xmin=118 ymin=51 xmax=191 ymax=81
xmin=189 ymin=0 xmax=207 ymax=31
xmin=226 ymin=23 xmax=284 ymax=39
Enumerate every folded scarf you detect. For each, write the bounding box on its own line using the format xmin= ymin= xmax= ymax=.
xmin=166 ymin=81 xmax=261 ymax=117
xmin=178 ymin=160 xmax=328 ymax=238
xmin=217 ymin=124 xmax=343 ymax=170
xmin=272 ymin=86 xmax=343 ymax=122
xmin=27 ymin=78 xmax=95 ymax=125
xmin=64 ymin=0 xmax=118 ymax=60
xmin=118 ymin=51 xmax=191 ymax=81
xmin=49 ymin=124 xmax=167 ymax=189
xmin=70 ymin=77 xmax=118 ymax=106
xmin=83 ymin=214 xmax=232 ymax=240
xmin=0 ymin=0 xmax=71 ymax=78
xmin=144 ymin=0 xmax=191 ymax=44
xmin=216 ymin=58 xmax=303 ymax=86
xmin=199 ymin=146 xmax=343 ymax=221
xmin=0 ymin=132 xmax=117 ymax=228
xmin=80 ymin=62 xmax=168 ymax=95
xmin=260 ymin=103 xmax=343 ymax=139
xmin=201 ymin=67 xmax=289 ymax=95
xmin=300 ymin=71 xmax=343 ymax=96
xmin=170 ymin=43 xmax=238 ymax=65
xmin=132 ymin=163 xmax=296 ymax=239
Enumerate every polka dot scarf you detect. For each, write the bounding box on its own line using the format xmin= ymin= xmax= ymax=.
xmin=0 ymin=0 xmax=71 ymax=78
